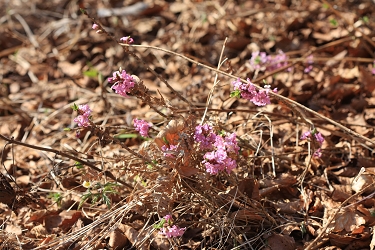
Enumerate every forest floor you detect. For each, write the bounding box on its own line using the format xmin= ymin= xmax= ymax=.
xmin=1 ymin=0 xmax=375 ymax=249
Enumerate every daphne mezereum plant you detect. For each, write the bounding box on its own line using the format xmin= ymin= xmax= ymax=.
xmin=68 ymin=20 xmax=328 ymax=242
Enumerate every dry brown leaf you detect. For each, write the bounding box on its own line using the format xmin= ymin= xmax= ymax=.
xmin=108 ymin=229 xmax=128 ymax=250
xmin=332 ymin=209 xmax=366 ymax=233
xmin=5 ymin=224 xmax=22 ymax=235
xmin=264 ymin=233 xmax=295 ymax=250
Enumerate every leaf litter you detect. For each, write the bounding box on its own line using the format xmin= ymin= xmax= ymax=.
xmin=1 ymin=0 xmax=375 ymax=249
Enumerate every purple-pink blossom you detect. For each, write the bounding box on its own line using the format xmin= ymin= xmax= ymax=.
xmin=249 ymin=50 xmax=290 ymax=72
xmin=159 ymin=214 xmax=186 ymax=238
xmin=74 ymin=115 xmax=90 ymax=127
xmin=231 ymin=78 xmax=277 ymax=107
xmin=73 ymin=104 xmax=92 ymax=127
xmin=120 ymin=36 xmax=134 ymax=44
xmin=159 ymin=225 xmax=186 ymax=238
xmin=108 ymin=70 xmax=135 ymax=97
xmin=163 ymin=214 xmax=173 ymax=222
xmin=194 ymin=124 xmax=216 ymax=150
xmin=133 ymin=118 xmax=150 ymax=137
xmin=161 ymin=144 xmax=178 ymax=158
xmin=314 ymin=132 xmax=324 ymax=145
xmin=92 ymin=23 xmax=99 ymax=30
xmin=250 ymin=51 xmax=268 ymax=69
xmin=300 ymin=129 xmax=325 ymax=158
xmin=196 ymin=124 xmax=239 ymax=175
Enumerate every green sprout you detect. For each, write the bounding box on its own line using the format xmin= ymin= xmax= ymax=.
xmin=78 ymin=182 xmax=119 ymax=209
xmin=329 ymin=18 xmax=338 ymax=27
xmin=75 ymin=161 xmax=84 ymax=169
xmin=362 ymin=16 xmax=369 ymax=24
xmin=48 ymin=192 xmax=63 ymax=206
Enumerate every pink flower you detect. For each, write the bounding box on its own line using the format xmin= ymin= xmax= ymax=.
xmin=92 ymin=23 xmax=99 ymax=30
xmin=231 ymin=78 xmax=276 ymax=107
xmin=266 ymin=50 xmax=289 ymax=71
xmin=109 ymin=70 xmax=135 ymax=97
xmin=314 ymin=132 xmax=324 ymax=145
xmin=120 ymin=36 xmax=134 ymax=44
xmin=78 ymin=104 xmax=92 ymax=117
xmin=161 ymin=144 xmax=178 ymax=158
xmin=74 ymin=104 xmax=92 ymax=127
xmin=133 ymin=118 xmax=150 ymax=137
xmin=194 ymin=124 xmax=216 ymax=150
xmin=313 ymin=148 xmax=322 ymax=158
xmin=300 ymin=131 xmax=311 ymax=140
xmin=159 ymin=225 xmax=186 ymax=238
xmin=250 ymin=51 xmax=268 ymax=69
xmin=163 ymin=214 xmax=173 ymax=223
xmin=74 ymin=115 xmax=90 ymax=127
xmin=300 ymin=130 xmax=324 ymax=158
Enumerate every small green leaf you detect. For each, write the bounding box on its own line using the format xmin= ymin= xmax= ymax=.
xmin=64 ymin=127 xmax=71 ymax=131
xmin=322 ymin=3 xmax=329 ymax=9
xmin=78 ymin=193 xmax=92 ymax=209
xmin=83 ymin=69 xmax=98 ymax=78
xmin=329 ymin=18 xmax=338 ymax=27
xmin=102 ymin=194 xmax=111 ymax=209
xmin=230 ymin=90 xmax=241 ymax=98
xmin=71 ymin=103 xmax=79 ymax=111
xmin=153 ymin=218 xmax=166 ymax=229
xmin=114 ymin=133 xmax=138 ymax=139
xmin=362 ymin=16 xmax=369 ymax=24
xmin=75 ymin=162 xmax=84 ymax=169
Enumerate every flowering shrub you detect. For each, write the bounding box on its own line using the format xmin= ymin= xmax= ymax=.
xmin=231 ymin=78 xmax=277 ymax=106
xmin=108 ymin=70 xmax=135 ymax=97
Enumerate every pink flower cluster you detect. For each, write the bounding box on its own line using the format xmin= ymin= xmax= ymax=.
xmin=231 ymin=78 xmax=277 ymax=106
xmin=300 ymin=130 xmax=325 ymax=158
xmin=304 ymin=55 xmax=314 ymax=73
xmin=73 ymin=104 xmax=92 ymax=127
xmin=194 ymin=124 xmax=239 ymax=175
xmin=133 ymin=118 xmax=150 ymax=137
xmin=120 ymin=36 xmax=134 ymax=44
xmin=161 ymin=144 xmax=178 ymax=158
xmin=249 ymin=50 xmax=289 ymax=72
xmin=108 ymin=70 xmax=135 ymax=97
xmin=159 ymin=214 xmax=185 ymax=238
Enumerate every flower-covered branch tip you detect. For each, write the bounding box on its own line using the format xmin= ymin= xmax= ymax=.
xmin=157 ymin=214 xmax=186 ymax=238
xmin=300 ymin=129 xmax=325 ymax=158
xmin=108 ymin=70 xmax=135 ymax=97
xmin=194 ymin=124 xmax=239 ymax=175
xmin=133 ymin=118 xmax=150 ymax=137
xmin=73 ymin=104 xmax=92 ymax=128
xmin=231 ymin=78 xmax=277 ymax=107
